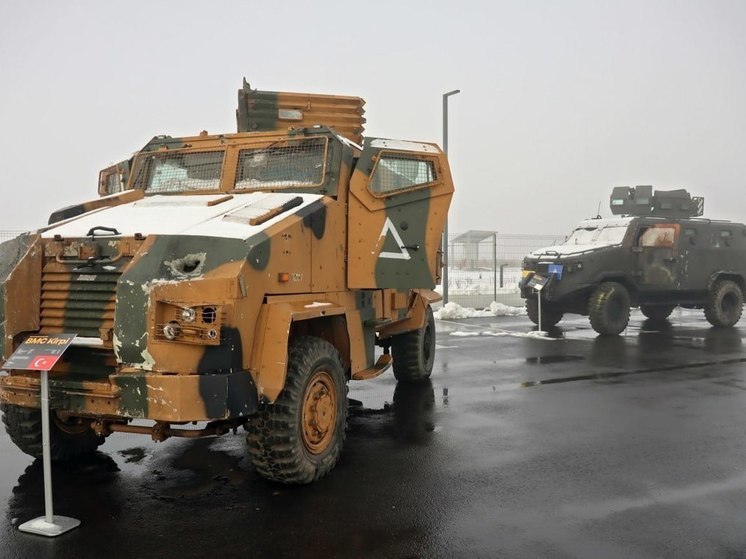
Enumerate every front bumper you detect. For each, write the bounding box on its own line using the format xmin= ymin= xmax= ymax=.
xmin=0 ymin=370 xmax=258 ymax=422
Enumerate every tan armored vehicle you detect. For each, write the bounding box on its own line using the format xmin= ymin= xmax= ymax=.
xmin=0 ymin=82 xmax=454 ymax=484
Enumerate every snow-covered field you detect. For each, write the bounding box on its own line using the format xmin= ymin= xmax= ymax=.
xmin=435 ymin=266 xmax=524 ymax=309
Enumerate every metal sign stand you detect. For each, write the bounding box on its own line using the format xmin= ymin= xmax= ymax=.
xmin=1 ymin=333 xmax=80 ymax=537
xmin=527 ymin=274 xmax=550 ymax=333
xmin=18 ymin=369 xmax=80 ymax=537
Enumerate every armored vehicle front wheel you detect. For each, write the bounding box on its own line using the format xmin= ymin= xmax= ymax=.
xmin=0 ymin=403 xmax=105 ymax=461
xmin=704 ymin=280 xmax=743 ymax=327
xmin=246 ymin=336 xmax=347 ymax=484
xmin=526 ymin=298 xmax=564 ymax=328
xmin=588 ymin=281 xmax=631 ymax=336
xmin=391 ymin=305 xmax=435 ymax=382
xmin=640 ymin=304 xmax=676 ymax=321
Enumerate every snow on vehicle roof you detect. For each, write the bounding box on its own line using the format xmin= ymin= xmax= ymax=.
xmin=573 ymin=216 xmax=635 ymax=228
xmin=528 ymin=216 xmax=635 ymax=258
xmin=41 ymin=192 xmax=324 ymax=241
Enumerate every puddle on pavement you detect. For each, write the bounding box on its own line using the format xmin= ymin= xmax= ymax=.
xmin=348 ymin=381 xmax=437 ymax=444
xmin=525 ymin=355 xmax=585 ymax=365
xmin=159 ymin=439 xmax=247 ymax=497
xmin=118 ymin=447 xmax=147 ymax=464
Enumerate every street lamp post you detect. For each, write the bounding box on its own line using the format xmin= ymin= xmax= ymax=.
xmin=442 ymin=89 xmax=460 ymax=305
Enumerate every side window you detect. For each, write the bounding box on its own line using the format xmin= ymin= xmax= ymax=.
xmin=369 ymin=154 xmax=436 ymax=195
xmin=639 ymin=225 xmax=676 ymax=248
xmin=98 ymin=161 xmax=130 ymax=196
xmin=99 ymin=169 xmax=122 ymax=195
xmin=683 ymin=227 xmax=697 ymax=245
xmin=713 ymin=229 xmax=732 ymax=248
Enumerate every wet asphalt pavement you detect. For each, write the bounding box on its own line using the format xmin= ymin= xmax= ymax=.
xmin=2 ymin=309 xmax=746 ymax=558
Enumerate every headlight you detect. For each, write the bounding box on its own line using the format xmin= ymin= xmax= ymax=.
xmin=179 ymin=307 xmax=196 ymax=322
xmin=163 ymin=321 xmax=181 ymax=340
xmin=155 ymin=302 xmax=222 ymax=345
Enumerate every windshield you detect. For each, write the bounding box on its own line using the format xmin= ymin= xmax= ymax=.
xmin=135 ymin=151 xmax=224 ymax=193
xmin=234 ymin=137 xmax=327 ymax=190
xmin=564 ymin=224 xmax=628 ymax=246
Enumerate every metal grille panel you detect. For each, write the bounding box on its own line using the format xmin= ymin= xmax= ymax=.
xmin=234 ymin=137 xmax=327 ymax=190
xmin=135 ymin=150 xmax=225 ymax=193
xmin=40 ymin=267 xmax=120 ymax=339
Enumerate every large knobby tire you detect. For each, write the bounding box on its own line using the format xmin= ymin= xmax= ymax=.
xmin=0 ymin=403 xmax=105 ymax=461
xmin=640 ymin=304 xmax=676 ymax=321
xmin=704 ymin=280 xmax=743 ymax=327
xmin=246 ymin=336 xmax=347 ymax=484
xmin=525 ymin=297 xmax=564 ymax=328
xmin=588 ymin=282 xmax=631 ymax=335
xmin=392 ymin=306 xmax=435 ymax=382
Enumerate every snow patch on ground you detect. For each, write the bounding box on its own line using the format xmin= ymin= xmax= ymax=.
xmin=448 ymin=329 xmax=562 ymax=341
xmin=434 ymin=301 xmax=526 ymax=320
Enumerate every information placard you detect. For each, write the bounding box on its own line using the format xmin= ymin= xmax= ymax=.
xmin=1 ymin=334 xmax=77 ymax=371
xmin=527 ymin=274 xmax=549 ymax=291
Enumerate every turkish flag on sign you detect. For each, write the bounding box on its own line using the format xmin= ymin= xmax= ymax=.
xmin=28 ymin=355 xmax=62 ymax=371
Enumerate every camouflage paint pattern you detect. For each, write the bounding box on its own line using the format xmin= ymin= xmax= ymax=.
xmin=237 ymin=78 xmax=366 ymax=145
xmin=347 ymin=138 xmax=454 ymax=290
xmin=0 ymin=93 xmax=454 ymax=433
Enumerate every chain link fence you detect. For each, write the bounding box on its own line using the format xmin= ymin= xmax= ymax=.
xmin=0 ymin=231 xmax=24 ymax=243
xmin=443 ymin=231 xmax=563 ymax=309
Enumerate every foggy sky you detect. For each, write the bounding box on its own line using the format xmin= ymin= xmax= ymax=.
xmin=1 ymin=0 xmax=744 ymax=236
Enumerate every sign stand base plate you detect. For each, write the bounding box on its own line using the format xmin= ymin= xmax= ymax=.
xmin=19 ymin=515 xmax=80 ymax=537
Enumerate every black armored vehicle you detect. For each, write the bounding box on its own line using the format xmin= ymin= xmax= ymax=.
xmin=520 ymin=186 xmax=746 ymax=335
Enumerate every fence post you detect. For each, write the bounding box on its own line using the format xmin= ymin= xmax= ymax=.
xmin=493 ymin=233 xmax=497 ymax=304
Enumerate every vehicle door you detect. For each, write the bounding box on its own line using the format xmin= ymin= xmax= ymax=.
xmin=347 ymin=138 xmax=454 ymax=289
xmin=633 ymin=223 xmax=682 ymax=289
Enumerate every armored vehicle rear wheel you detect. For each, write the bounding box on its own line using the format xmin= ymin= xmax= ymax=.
xmin=526 ymin=298 xmax=564 ymax=328
xmin=640 ymin=304 xmax=676 ymax=321
xmin=392 ymin=305 xmax=435 ymax=382
xmin=0 ymin=404 xmax=105 ymax=461
xmin=246 ymin=336 xmax=347 ymax=484
xmin=704 ymin=280 xmax=743 ymax=327
xmin=588 ymin=282 xmax=631 ymax=335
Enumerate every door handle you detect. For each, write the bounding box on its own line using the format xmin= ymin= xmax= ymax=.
xmin=401 ymin=245 xmax=420 ymax=250
xmin=664 ymin=257 xmax=677 ymax=263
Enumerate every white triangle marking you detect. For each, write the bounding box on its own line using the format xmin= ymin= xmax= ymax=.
xmin=378 ymin=217 xmax=411 ymax=260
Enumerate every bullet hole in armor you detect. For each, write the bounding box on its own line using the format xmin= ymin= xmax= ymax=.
xmin=164 ymin=252 xmax=207 ymax=277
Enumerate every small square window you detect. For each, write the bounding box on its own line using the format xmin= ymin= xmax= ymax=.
xmin=370 ymin=155 xmax=436 ymax=194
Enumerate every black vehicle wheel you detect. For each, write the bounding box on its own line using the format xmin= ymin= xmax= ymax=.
xmin=0 ymin=403 xmax=105 ymax=461
xmin=588 ymin=281 xmax=631 ymax=335
xmin=640 ymin=304 xmax=676 ymax=321
xmin=246 ymin=336 xmax=347 ymax=484
xmin=392 ymin=306 xmax=435 ymax=382
xmin=526 ymin=297 xmax=564 ymax=328
xmin=704 ymin=280 xmax=743 ymax=327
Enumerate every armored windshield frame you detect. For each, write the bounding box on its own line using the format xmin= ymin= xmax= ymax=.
xmin=128 ymin=129 xmax=346 ymax=197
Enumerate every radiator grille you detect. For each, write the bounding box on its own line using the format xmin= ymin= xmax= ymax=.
xmin=40 ymin=266 xmax=120 ymax=340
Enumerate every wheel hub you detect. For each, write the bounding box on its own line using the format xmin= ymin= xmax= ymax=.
xmin=302 ymin=371 xmax=337 ymax=455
